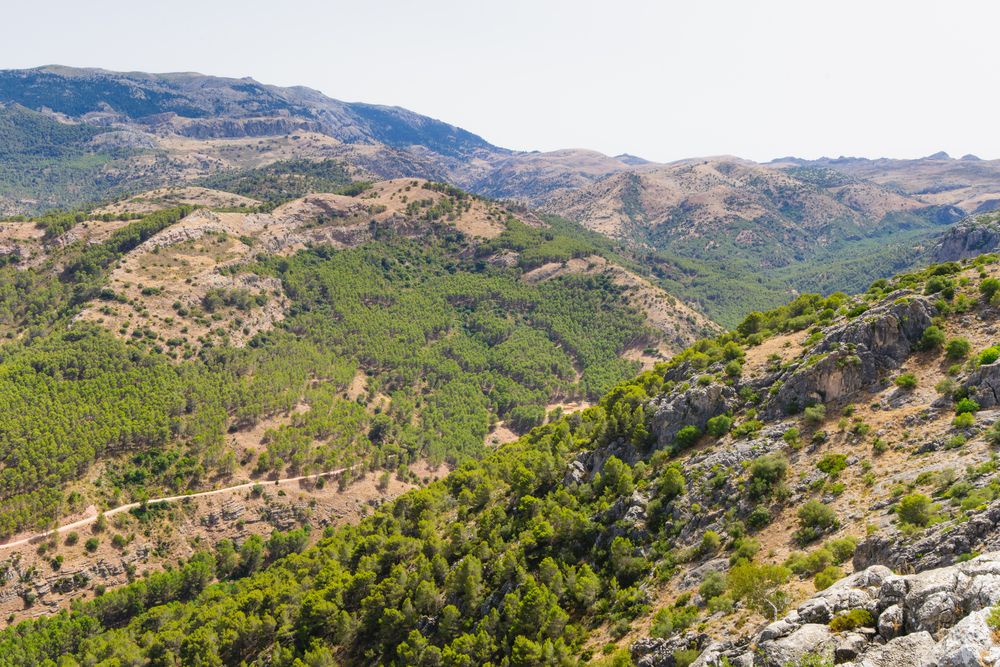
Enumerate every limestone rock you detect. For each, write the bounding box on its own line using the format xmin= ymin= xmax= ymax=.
xmin=756 ymin=624 xmax=837 ymax=667
xmin=651 ymin=385 xmax=736 ymax=450
xmin=855 ymin=632 xmax=936 ymax=667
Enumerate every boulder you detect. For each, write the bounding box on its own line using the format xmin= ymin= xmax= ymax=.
xmin=878 ymin=605 xmax=904 ymax=640
xmin=835 ymin=633 xmax=869 ymax=663
xmin=757 ymin=624 xmax=837 ymax=667
xmin=920 ymin=610 xmax=999 ymax=667
xmin=855 ymin=632 xmax=936 ymax=667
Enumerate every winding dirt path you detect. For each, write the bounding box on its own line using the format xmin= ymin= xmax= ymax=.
xmin=0 ymin=468 xmax=349 ymax=551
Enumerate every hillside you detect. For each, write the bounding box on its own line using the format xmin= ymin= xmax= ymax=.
xmin=1 ymin=247 xmax=1000 ymax=666
xmin=540 ymin=160 xmax=973 ymax=326
xmin=770 ymin=152 xmax=1000 ymax=215
xmin=0 ymin=67 xmax=647 ymax=213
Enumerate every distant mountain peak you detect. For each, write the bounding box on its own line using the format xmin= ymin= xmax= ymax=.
xmin=926 ymin=151 xmax=951 ymax=160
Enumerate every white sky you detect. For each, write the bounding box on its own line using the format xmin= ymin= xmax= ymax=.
xmin=2 ymin=0 xmax=998 ymax=163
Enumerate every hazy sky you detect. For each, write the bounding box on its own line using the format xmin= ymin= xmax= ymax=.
xmin=4 ymin=0 xmax=998 ymax=163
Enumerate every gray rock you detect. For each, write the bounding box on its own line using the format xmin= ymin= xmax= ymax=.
xmin=757 ymin=624 xmax=837 ymax=667
xmin=920 ymin=610 xmax=999 ymax=667
xmin=651 ymin=385 xmax=737 ymax=450
xmin=878 ymin=604 xmax=904 ymax=640
xmin=836 ymin=633 xmax=869 ymax=663
xmin=760 ymin=619 xmax=799 ymax=642
xmin=855 ymin=632 xmax=936 ymax=667
xmin=761 ymin=296 xmax=935 ymax=420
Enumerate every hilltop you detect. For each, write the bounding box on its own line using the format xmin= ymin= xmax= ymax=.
xmin=0 ymin=67 xmax=645 ymax=213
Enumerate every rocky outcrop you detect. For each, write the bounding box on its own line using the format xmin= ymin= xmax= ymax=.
xmin=631 ymin=633 xmax=711 ymax=667
xmin=964 ymin=362 xmax=1000 ymax=409
xmin=930 ymin=221 xmax=1000 ymax=263
xmin=691 ymin=554 xmax=1000 ymax=667
xmin=854 ymin=498 xmax=1000 ymax=574
xmin=761 ymin=295 xmax=935 ymax=419
xmin=178 ymin=117 xmax=326 ymax=140
xmin=650 ymin=384 xmax=737 ymax=450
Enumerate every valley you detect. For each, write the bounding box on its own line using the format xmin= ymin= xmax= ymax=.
xmin=2 ymin=64 xmax=1000 ymax=667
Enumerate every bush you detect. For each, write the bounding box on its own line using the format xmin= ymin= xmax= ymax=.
xmin=935 ymin=378 xmax=957 ymax=397
xmin=945 ymin=338 xmax=972 ymax=360
xmin=747 ymin=505 xmax=771 ymax=529
xmin=921 ymin=326 xmax=946 ymax=350
xmin=825 ymin=536 xmax=859 ymax=563
xmin=675 ymin=426 xmax=702 ymax=450
xmin=981 ymin=348 xmax=1000 ymax=366
xmin=829 ymin=609 xmax=876 ymax=632
xmin=980 ymin=278 xmax=1000 ymax=299
xmin=699 ymin=570 xmax=728 ymax=599
xmin=701 ymin=531 xmax=721 ymax=554
xmin=85 ymin=537 xmax=99 ymax=552
xmin=954 ymin=412 xmax=975 ymax=429
xmin=816 ymin=454 xmax=847 ymax=475
xmin=814 ymin=565 xmax=844 ymax=591
xmin=697 ymin=374 xmax=713 ymax=387
xmin=724 ymin=360 xmax=743 ymax=377
xmin=674 ymin=650 xmax=700 ymax=667
xmin=705 ymin=415 xmax=732 ymax=438
xmin=661 ymin=468 xmax=685 ymax=499
xmin=897 ymin=493 xmax=932 ymax=526
xmin=956 ymin=398 xmax=980 ymax=415
xmin=749 ymin=454 xmax=789 ymax=499
xmin=798 ymin=500 xmax=838 ymax=530
xmin=803 ymin=404 xmax=826 ymax=425
xmin=895 ymin=374 xmax=918 ymax=389
xmin=65 ymin=532 xmax=79 ymax=546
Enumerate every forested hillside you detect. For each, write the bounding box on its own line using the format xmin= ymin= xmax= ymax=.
xmin=0 ymin=180 xmax=700 ymax=544
xmin=2 ymin=250 xmax=1000 ymax=666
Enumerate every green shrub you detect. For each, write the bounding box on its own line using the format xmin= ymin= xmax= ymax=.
xmin=956 ymin=398 xmax=980 ymax=415
xmin=697 ymin=374 xmax=713 ymax=387
xmin=936 ymin=378 xmax=957 ymax=397
xmin=981 ymin=348 xmax=1000 ymax=366
xmin=798 ymin=500 xmax=838 ymax=529
xmin=895 ymin=374 xmax=918 ymax=389
xmin=824 ymin=536 xmax=859 ymax=563
xmin=814 ymin=565 xmax=844 ymax=591
xmin=946 ymin=338 xmax=972 ymax=360
xmin=705 ymin=415 xmax=732 ymax=438
xmin=674 ymin=650 xmax=701 ymax=667
xmin=921 ymin=326 xmax=946 ymax=350
xmin=724 ymin=360 xmax=743 ymax=377
xmin=85 ymin=537 xmax=99 ymax=552
xmin=897 ymin=493 xmax=932 ymax=526
xmin=699 ymin=570 xmax=728 ymax=599
xmin=702 ymin=531 xmax=721 ymax=554
xmin=749 ymin=454 xmax=789 ymax=499
xmin=829 ymin=609 xmax=876 ymax=632
xmin=816 ymin=454 xmax=847 ymax=475
xmin=675 ymin=426 xmax=702 ymax=450
xmin=953 ymin=412 xmax=975 ymax=429
xmin=980 ymin=278 xmax=1000 ymax=299
xmin=783 ymin=428 xmax=800 ymax=446
xmin=661 ymin=468 xmax=685 ymax=499
xmin=747 ymin=505 xmax=771 ymax=529
xmin=803 ymin=404 xmax=826 ymax=425
xmin=734 ymin=420 xmax=764 ymax=438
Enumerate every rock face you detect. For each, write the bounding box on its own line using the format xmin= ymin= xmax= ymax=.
xmin=854 ymin=498 xmax=1000 ymax=574
xmin=650 ymin=384 xmax=737 ymax=450
xmin=964 ymin=362 xmax=1000 ymax=409
xmin=689 ymin=554 xmax=1000 ymax=667
xmin=761 ymin=295 xmax=935 ymax=420
xmin=930 ymin=221 xmax=1000 ymax=263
